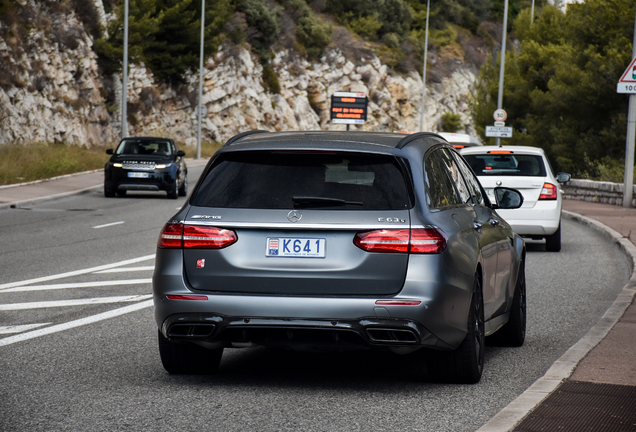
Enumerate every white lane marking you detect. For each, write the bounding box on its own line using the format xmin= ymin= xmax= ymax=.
xmin=0 ymin=254 xmax=155 ymax=291
xmin=0 ymin=299 xmax=154 ymax=347
xmin=94 ymin=266 xmax=154 ymax=274
xmin=93 ymin=221 xmax=125 ymax=229
xmin=0 ymin=324 xmax=51 ymax=334
xmin=0 ymin=295 xmax=153 ymax=311
xmin=1 ymin=279 xmax=152 ymax=293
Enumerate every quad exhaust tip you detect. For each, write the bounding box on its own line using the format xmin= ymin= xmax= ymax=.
xmin=366 ymin=328 xmax=418 ymax=343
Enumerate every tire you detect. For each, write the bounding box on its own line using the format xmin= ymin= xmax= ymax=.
xmin=178 ymin=174 xmax=188 ymax=197
xmin=158 ymin=330 xmax=223 ymax=374
xmin=545 ymin=223 xmax=561 ymax=252
xmin=167 ymin=177 xmax=178 ymax=199
xmin=426 ymin=275 xmax=485 ymax=384
xmin=104 ymin=185 xmax=115 ymax=197
xmin=487 ymin=258 xmax=526 ymax=347
xmin=116 ymin=190 xmax=127 ymax=197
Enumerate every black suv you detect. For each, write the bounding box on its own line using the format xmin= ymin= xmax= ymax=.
xmin=104 ymin=137 xmax=187 ymax=199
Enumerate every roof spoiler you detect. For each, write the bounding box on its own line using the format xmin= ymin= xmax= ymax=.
xmin=223 ymin=130 xmax=270 ymax=147
xmin=395 ymin=132 xmax=443 ymax=149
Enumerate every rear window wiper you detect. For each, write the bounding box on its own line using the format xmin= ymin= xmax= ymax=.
xmin=292 ymin=196 xmax=363 ymax=208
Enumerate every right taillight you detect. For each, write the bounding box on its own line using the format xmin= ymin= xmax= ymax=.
xmin=353 ymin=228 xmax=446 ymax=254
xmin=539 ymin=183 xmax=557 ymax=200
xmin=158 ymin=223 xmax=238 ymax=249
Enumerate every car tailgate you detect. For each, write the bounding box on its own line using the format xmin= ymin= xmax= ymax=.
xmin=182 ymin=207 xmax=410 ymax=296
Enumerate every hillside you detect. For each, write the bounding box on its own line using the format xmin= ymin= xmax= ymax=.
xmin=0 ymin=0 xmax=518 ymax=148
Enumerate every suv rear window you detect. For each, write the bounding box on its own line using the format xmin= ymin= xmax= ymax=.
xmin=192 ymin=152 xmax=411 ymax=210
xmin=463 ymin=154 xmax=547 ymax=177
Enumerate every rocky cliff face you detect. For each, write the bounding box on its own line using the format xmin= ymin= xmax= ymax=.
xmin=0 ymin=3 xmax=478 ymax=149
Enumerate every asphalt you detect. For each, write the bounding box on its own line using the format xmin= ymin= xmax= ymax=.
xmin=1 ymin=169 xmax=635 ymax=431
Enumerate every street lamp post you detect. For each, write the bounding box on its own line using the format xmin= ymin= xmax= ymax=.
xmin=495 ymin=0 xmax=509 ymax=147
xmin=196 ymin=0 xmax=205 ymax=160
xmin=121 ymin=0 xmax=129 ymax=138
xmin=419 ymin=0 xmax=430 ymax=132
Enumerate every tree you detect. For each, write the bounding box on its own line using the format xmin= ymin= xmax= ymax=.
xmin=470 ymin=0 xmax=635 ymax=177
xmin=94 ymin=0 xmax=232 ymax=84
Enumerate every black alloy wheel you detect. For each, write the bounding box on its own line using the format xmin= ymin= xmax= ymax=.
xmin=178 ymin=174 xmax=188 ymax=197
xmin=167 ymin=177 xmax=179 ymax=199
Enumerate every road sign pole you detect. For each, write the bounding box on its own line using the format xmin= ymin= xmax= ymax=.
xmin=624 ymin=95 xmax=636 ymax=207
xmin=623 ymin=7 xmax=636 ymax=208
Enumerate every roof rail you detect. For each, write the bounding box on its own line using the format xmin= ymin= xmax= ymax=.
xmin=395 ymin=132 xmax=442 ymax=149
xmin=223 ymin=130 xmax=269 ymax=147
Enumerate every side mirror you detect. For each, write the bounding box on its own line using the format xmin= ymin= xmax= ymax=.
xmin=106 ymin=149 xmax=114 ymax=155
xmin=176 ymin=150 xmax=186 ymax=157
xmin=556 ymin=172 xmax=571 ymax=183
xmin=493 ymin=187 xmax=524 ymax=210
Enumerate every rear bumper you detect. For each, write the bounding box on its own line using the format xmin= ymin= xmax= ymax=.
xmin=496 ymin=203 xmax=561 ymax=236
xmin=159 ymin=312 xmax=441 ymax=351
xmin=153 ymin=249 xmax=475 ymax=352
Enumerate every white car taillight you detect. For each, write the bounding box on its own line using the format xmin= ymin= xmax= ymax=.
xmin=539 ymin=183 xmax=557 ymax=200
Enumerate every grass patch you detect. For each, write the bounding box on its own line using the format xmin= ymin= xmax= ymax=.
xmin=0 ymin=143 xmax=111 ymax=186
xmin=0 ymin=141 xmax=224 ymax=186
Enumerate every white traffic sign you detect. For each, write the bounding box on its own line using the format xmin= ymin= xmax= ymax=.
xmin=493 ymin=109 xmax=507 ymax=122
xmin=617 ymin=57 xmax=636 ymax=93
xmin=494 ymin=121 xmax=506 ymax=127
xmin=486 ymin=126 xmax=513 ymax=138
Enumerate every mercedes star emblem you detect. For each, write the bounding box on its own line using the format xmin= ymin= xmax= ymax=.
xmin=287 ymin=210 xmax=302 ymax=223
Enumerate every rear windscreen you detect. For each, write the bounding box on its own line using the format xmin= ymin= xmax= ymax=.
xmin=191 ymin=152 xmax=411 ymax=210
xmin=463 ymin=154 xmax=547 ymax=177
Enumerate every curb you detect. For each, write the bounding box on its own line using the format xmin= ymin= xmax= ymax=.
xmin=0 ymin=169 xmax=104 ymax=190
xmin=0 ymin=185 xmax=103 ymax=211
xmin=477 ymin=211 xmax=636 ymax=432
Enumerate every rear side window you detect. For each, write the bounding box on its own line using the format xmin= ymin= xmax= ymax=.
xmin=424 ymin=151 xmax=461 ymax=209
xmin=192 ymin=152 xmax=411 ymax=210
xmin=463 ymin=154 xmax=547 ymax=177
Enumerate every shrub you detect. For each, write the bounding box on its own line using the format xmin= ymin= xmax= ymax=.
xmin=262 ymin=65 xmax=281 ymax=93
xmin=296 ymin=14 xmax=332 ymax=58
xmin=440 ymin=112 xmax=463 ymax=132
xmin=237 ymin=0 xmax=281 ymax=60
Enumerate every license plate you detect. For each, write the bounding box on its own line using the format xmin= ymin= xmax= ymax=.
xmin=266 ymin=237 xmax=326 ymax=258
xmin=128 ymin=172 xmax=149 ymax=178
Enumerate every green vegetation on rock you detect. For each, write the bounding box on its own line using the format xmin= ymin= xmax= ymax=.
xmin=471 ymin=0 xmax=635 ymax=179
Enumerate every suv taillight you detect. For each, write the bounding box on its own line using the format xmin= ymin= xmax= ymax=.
xmin=158 ymin=223 xmax=238 ymax=249
xmin=539 ymin=183 xmax=557 ymax=200
xmin=353 ymin=228 xmax=447 ymax=254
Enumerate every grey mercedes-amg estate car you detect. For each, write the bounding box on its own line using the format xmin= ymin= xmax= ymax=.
xmin=153 ymin=130 xmax=526 ymax=384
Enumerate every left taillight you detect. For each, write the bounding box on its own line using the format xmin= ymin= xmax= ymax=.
xmin=353 ymin=228 xmax=447 ymax=254
xmin=539 ymin=183 xmax=557 ymax=200
xmin=158 ymin=223 xmax=238 ymax=249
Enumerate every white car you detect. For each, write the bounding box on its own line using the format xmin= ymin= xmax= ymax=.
xmin=460 ymin=146 xmax=571 ymax=252
xmin=438 ymin=132 xmax=482 ymax=149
